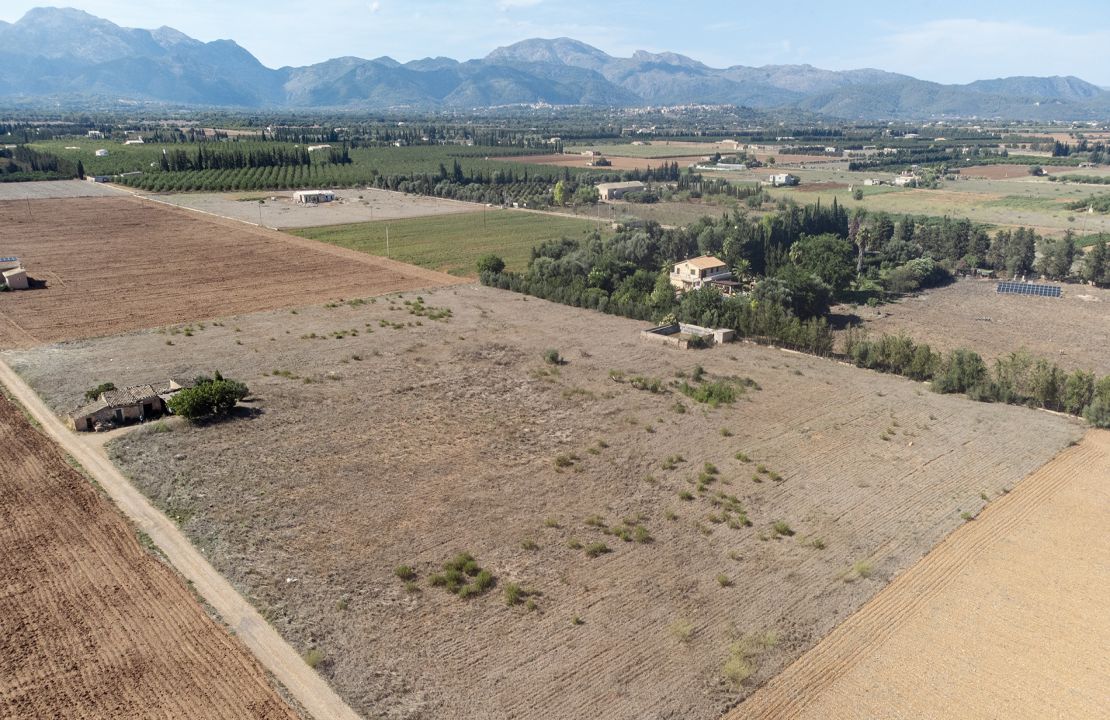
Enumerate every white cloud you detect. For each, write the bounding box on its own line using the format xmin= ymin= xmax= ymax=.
xmin=369 ymin=1 xmax=381 ymax=12
xmin=498 ymin=0 xmax=543 ymax=9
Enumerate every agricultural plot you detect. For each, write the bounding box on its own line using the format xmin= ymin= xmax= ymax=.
xmin=144 ymin=188 xmax=481 ymax=228
xmin=0 ymin=391 xmax=297 ymax=720
xmin=0 ymin=179 xmax=127 ymax=200
xmin=836 ymin=278 xmax=1110 ymax=375
xmin=8 ymin=284 xmax=1081 ymax=720
xmin=0 ymin=196 xmax=458 ymax=349
xmin=290 ymin=210 xmax=607 ymax=275
xmin=504 ymin=153 xmax=706 ymax=172
xmin=762 ymin=170 xmax=1110 ymax=237
xmin=735 ymin=429 xmax=1110 ymax=720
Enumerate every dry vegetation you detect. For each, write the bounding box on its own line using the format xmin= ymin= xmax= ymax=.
xmin=735 ymin=429 xmax=1110 ymax=720
xmin=7 ymin=284 xmax=1082 ymax=720
xmin=835 ymin=278 xmax=1110 ymax=375
xmin=0 ymin=196 xmax=459 ymax=349
xmin=0 ymin=391 xmax=297 ymax=720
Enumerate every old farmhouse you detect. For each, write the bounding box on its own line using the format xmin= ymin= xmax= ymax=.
xmin=670 ymin=255 xmax=737 ymax=294
xmin=597 ymin=181 xmax=646 ymax=201
xmin=69 ymin=378 xmax=195 ymax=432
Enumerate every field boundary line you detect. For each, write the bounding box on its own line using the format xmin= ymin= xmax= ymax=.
xmin=0 ymin=358 xmax=364 ymax=720
xmin=727 ymin=433 xmax=1099 ymax=720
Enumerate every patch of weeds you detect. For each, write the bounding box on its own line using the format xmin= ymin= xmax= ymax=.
xmin=661 ymin=454 xmax=686 ymax=471
xmin=670 ymin=619 xmax=695 ymax=643
xmin=960 ymin=511 xmax=976 ymax=521
xmin=554 ymin=453 xmax=579 ymax=470
xmin=720 ymin=428 xmax=733 ymax=437
xmin=504 ymin=583 xmax=542 ymax=608
xmin=802 ymin=536 xmax=827 ymax=550
xmin=584 ymin=542 xmax=611 ymax=558
xmin=543 ymin=517 xmax=561 ymax=529
xmin=678 ymin=490 xmax=695 ymax=501
xmin=672 ymin=401 xmax=687 ymax=414
xmin=664 ymin=509 xmax=678 ymax=521
xmin=584 ymin=514 xmax=607 ymax=528
xmin=566 ymin=538 xmax=583 ymax=549
xmin=722 ymin=632 xmax=779 ymax=687
xmin=428 ymin=553 xmax=496 ymax=599
xmin=571 ymin=615 xmax=585 ymax=626
xmin=716 ymin=573 xmax=734 ymax=587
xmin=394 ymin=565 xmax=416 ymax=581
xmin=521 ymin=539 xmax=539 ymax=551
xmin=843 ymin=560 xmax=874 ymax=582
xmin=771 ymin=520 xmax=794 ymax=537
xmin=633 ymin=525 xmax=653 ymax=544
xmin=303 ymin=648 xmax=325 ymax=669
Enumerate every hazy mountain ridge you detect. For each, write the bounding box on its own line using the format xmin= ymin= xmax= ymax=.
xmin=2 ymin=7 xmax=1108 ymax=119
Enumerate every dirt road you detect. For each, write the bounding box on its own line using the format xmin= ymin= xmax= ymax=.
xmin=0 ymin=359 xmax=363 ymax=720
xmin=731 ymin=430 xmax=1110 ymax=720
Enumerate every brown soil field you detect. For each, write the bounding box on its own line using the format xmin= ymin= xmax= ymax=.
xmin=834 ymin=278 xmax=1110 ymax=375
xmin=7 ymin=284 xmax=1082 ymax=720
xmin=0 ymin=179 xmax=127 ymax=200
xmin=143 ymin=189 xmax=482 ymax=229
xmin=0 ymin=391 xmax=297 ymax=720
xmin=505 ymin=153 xmax=707 ymax=171
xmin=732 ymin=429 xmax=1110 ymax=720
xmin=0 ymin=196 xmax=459 ymax=349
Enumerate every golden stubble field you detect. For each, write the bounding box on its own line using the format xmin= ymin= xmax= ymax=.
xmin=6 ymin=284 xmax=1082 ymax=720
xmin=733 ymin=429 xmax=1110 ymax=720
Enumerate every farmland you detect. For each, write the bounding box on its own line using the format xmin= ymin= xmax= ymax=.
xmin=0 ymin=178 xmax=126 ymax=200
xmin=758 ymin=169 xmax=1110 ymax=237
xmin=145 ymin=188 xmax=481 ymax=228
xmin=0 ymin=390 xmax=297 ymax=720
xmin=290 ymin=210 xmax=608 ymax=275
xmin=734 ymin=429 xmax=1110 ymax=720
xmin=0 ymin=195 xmax=459 ymax=349
xmin=31 ymin=139 xmax=590 ymax=193
xmin=7 ymin=284 xmax=1081 ymax=720
xmin=836 ymin=278 xmax=1110 ymax=375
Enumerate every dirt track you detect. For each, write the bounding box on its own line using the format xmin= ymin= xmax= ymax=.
xmin=0 ymin=195 xmax=460 ymax=349
xmin=0 ymin=388 xmax=299 ymax=719
xmin=732 ymin=429 xmax=1110 ymax=719
xmin=0 ymin=360 xmax=363 ymax=720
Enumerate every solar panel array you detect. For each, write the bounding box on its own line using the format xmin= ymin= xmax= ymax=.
xmin=996 ymin=281 xmax=1062 ymax=298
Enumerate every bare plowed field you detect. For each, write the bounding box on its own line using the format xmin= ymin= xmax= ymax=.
xmin=0 ymin=196 xmax=458 ymax=349
xmin=142 ymin=189 xmax=481 ymax=229
xmin=732 ymin=429 xmax=1110 ymax=720
xmin=8 ymin=284 xmax=1082 ymax=720
xmin=0 ymin=179 xmax=127 ymax=200
xmin=0 ymin=391 xmax=297 ymax=719
xmin=504 ymin=153 xmax=707 ymax=171
xmin=835 ymin=278 xmax=1110 ymax=375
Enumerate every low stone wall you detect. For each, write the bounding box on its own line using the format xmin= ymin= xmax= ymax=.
xmin=640 ymin=323 xmax=735 ymax=349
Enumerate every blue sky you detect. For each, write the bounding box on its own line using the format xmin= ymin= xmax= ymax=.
xmin=6 ymin=1 xmax=1110 ymax=84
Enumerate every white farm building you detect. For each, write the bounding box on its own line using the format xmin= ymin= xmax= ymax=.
xmin=293 ymin=190 xmax=336 ymax=204
xmin=596 ymin=181 xmax=646 ymax=201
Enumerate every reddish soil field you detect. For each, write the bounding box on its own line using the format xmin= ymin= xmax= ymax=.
xmin=0 ymin=391 xmax=297 ymax=720
xmin=0 ymin=196 xmax=459 ymax=349
xmin=835 ymin=278 xmax=1110 ymax=375
xmin=10 ymin=285 xmax=1081 ymax=720
xmin=733 ymin=429 xmax=1110 ymax=720
xmin=505 ymin=153 xmax=706 ymax=171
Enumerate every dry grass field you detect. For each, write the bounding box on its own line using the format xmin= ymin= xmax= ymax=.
xmin=835 ymin=278 xmax=1110 ymax=375
xmin=0 ymin=196 xmax=459 ymax=349
xmin=504 ymin=152 xmax=706 ymax=171
xmin=0 ymin=179 xmax=126 ymax=200
xmin=7 ymin=284 xmax=1082 ymax=720
xmin=0 ymin=391 xmax=297 ymax=720
xmin=143 ymin=189 xmax=481 ymax=229
xmin=733 ymin=429 xmax=1110 ymax=720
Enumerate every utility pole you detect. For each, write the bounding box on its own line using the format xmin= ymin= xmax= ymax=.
xmin=386 ymin=224 xmax=390 ymax=258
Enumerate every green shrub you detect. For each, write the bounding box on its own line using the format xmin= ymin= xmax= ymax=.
xmin=394 ymin=565 xmax=416 ymax=581
xmin=84 ymin=382 xmax=116 ymax=401
xmin=584 ymin=542 xmax=611 ymax=558
xmin=543 ymin=348 xmax=563 ymax=365
xmin=477 ymin=254 xmax=506 ymax=275
xmin=167 ymin=372 xmax=249 ymax=420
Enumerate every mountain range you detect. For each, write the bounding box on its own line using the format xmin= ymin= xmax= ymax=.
xmin=2 ymin=7 xmax=1109 ymax=120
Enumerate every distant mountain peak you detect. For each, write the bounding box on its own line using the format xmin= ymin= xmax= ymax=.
xmin=0 ymin=7 xmax=1106 ymax=119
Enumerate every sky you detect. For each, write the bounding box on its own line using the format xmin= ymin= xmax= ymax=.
xmin=5 ymin=1 xmax=1110 ymax=85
